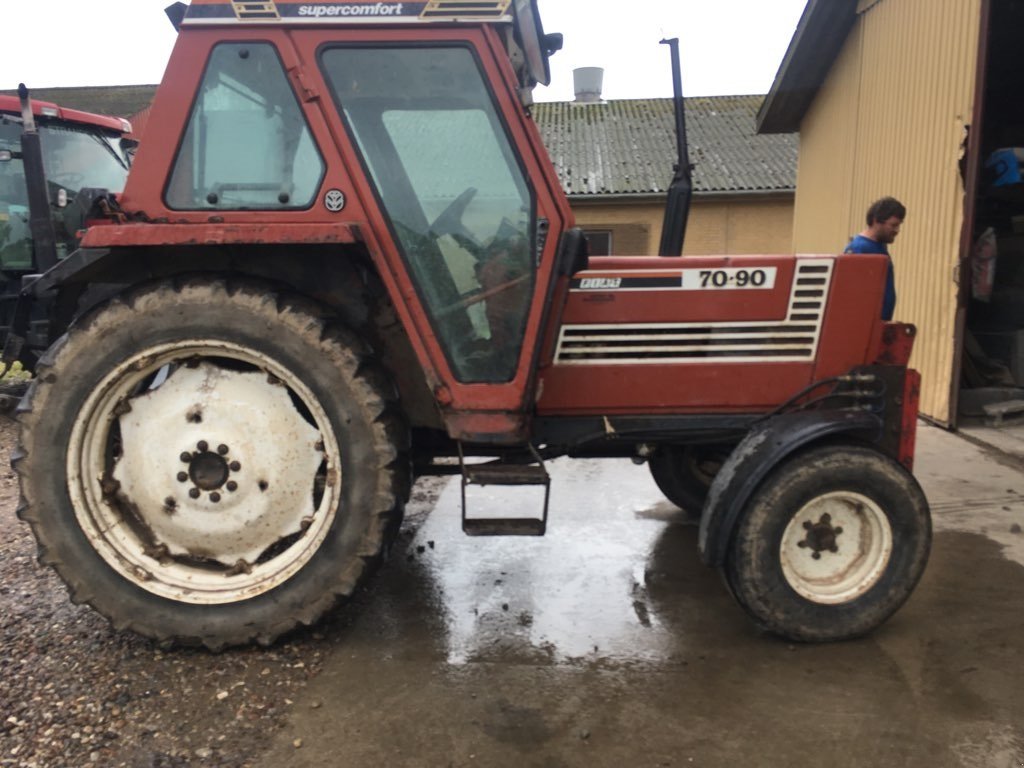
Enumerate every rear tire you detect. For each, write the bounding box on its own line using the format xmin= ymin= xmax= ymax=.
xmin=15 ymin=279 xmax=410 ymax=649
xmin=724 ymin=444 xmax=930 ymax=642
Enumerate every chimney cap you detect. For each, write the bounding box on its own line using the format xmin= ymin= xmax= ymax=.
xmin=573 ymin=67 xmax=604 ymax=103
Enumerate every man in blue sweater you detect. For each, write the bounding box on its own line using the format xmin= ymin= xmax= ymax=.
xmin=844 ymin=197 xmax=906 ymax=321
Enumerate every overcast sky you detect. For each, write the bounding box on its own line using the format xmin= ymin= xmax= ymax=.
xmin=2 ymin=0 xmax=807 ymax=101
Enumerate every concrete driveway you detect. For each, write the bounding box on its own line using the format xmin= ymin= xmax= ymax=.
xmin=256 ymin=425 xmax=1024 ymax=768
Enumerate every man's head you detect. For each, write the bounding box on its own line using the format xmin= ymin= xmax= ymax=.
xmin=866 ymin=197 xmax=906 ymax=244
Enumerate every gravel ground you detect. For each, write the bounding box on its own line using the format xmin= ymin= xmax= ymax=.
xmin=0 ymin=417 xmax=445 ymax=768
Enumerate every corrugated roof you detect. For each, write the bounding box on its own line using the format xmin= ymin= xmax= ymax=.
xmin=533 ymin=96 xmax=798 ymax=197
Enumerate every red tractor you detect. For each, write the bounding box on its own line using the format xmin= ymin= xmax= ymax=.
xmin=0 ymin=89 xmax=133 ymax=361
xmin=7 ymin=0 xmax=930 ymax=649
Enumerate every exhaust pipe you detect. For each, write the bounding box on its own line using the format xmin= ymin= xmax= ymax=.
xmin=17 ymin=84 xmax=59 ymax=273
xmin=657 ymin=38 xmax=693 ymax=258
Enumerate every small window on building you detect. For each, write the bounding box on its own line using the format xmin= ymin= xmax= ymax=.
xmin=166 ymin=43 xmax=324 ymax=210
xmin=583 ymin=229 xmax=613 ymax=256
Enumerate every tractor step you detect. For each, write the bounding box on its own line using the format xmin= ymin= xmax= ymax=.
xmin=459 ymin=446 xmax=550 ymax=536
xmin=462 ymin=517 xmax=548 ymax=537
xmin=463 ymin=464 xmax=548 ymax=485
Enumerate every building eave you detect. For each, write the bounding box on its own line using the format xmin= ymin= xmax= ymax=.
xmin=756 ymin=0 xmax=859 ymax=135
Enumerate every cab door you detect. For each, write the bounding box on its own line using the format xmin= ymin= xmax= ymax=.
xmin=292 ymin=27 xmax=570 ymax=442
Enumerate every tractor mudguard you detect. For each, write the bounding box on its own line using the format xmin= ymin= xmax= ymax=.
xmin=698 ymin=409 xmax=882 ymax=567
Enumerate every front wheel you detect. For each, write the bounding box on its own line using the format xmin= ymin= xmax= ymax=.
xmin=724 ymin=444 xmax=930 ymax=642
xmin=15 ymin=279 xmax=409 ymax=649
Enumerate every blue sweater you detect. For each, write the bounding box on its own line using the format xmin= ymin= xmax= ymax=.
xmin=844 ymin=235 xmax=896 ymax=321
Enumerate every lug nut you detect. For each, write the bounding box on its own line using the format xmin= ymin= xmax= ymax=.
xmin=226 ymin=481 xmax=238 ymax=493
xmin=177 ymin=472 xmax=189 ymax=483
xmin=197 ymin=441 xmax=209 ymax=452
xmin=189 ymin=488 xmax=201 ymax=500
xmin=230 ymin=461 xmax=241 ymax=472
xmin=210 ymin=492 xmax=221 ymax=503
xmin=218 ymin=444 xmax=229 ymax=455
xmin=180 ymin=452 xmax=192 ymax=463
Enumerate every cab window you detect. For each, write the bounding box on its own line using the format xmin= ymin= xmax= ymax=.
xmin=167 ymin=43 xmax=324 ymax=210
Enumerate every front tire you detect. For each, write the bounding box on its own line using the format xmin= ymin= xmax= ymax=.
xmin=15 ymin=279 xmax=409 ymax=649
xmin=724 ymin=444 xmax=930 ymax=642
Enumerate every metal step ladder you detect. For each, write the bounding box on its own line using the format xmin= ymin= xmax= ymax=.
xmin=458 ymin=444 xmax=550 ymax=536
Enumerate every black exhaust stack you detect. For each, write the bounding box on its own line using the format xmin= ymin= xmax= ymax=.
xmin=17 ymin=84 xmax=59 ymax=273
xmin=657 ymin=38 xmax=693 ymax=258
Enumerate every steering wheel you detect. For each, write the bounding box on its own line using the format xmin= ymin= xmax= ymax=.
xmin=429 ymin=187 xmax=478 ymax=243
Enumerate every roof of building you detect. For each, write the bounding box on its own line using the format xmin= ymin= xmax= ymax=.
xmin=533 ymin=96 xmax=797 ymax=198
xmin=756 ymin=0 xmax=859 ymax=134
xmin=1 ymin=85 xmax=797 ymax=199
xmin=0 ymin=85 xmax=159 ymax=122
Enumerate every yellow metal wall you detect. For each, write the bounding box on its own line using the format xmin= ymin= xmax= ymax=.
xmin=792 ymin=0 xmax=981 ymax=423
xmin=573 ymin=196 xmax=795 ymax=256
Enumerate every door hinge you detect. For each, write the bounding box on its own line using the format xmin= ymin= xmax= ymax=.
xmin=289 ymin=65 xmax=320 ymax=102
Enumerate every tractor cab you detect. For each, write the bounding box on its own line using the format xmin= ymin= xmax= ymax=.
xmin=104 ymin=0 xmax=576 ymax=442
xmin=0 ymin=96 xmax=133 ymax=270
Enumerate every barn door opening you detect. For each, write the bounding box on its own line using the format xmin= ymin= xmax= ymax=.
xmin=954 ymin=0 xmax=1024 ymax=429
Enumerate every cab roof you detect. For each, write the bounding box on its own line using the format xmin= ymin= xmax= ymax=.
xmin=182 ymin=0 xmax=515 ymax=26
xmin=178 ymin=0 xmax=555 ymax=85
xmin=0 ymin=94 xmax=129 ymax=134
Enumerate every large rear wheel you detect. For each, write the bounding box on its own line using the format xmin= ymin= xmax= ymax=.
xmin=15 ymin=279 xmax=409 ymax=649
xmin=724 ymin=444 xmax=930 ymax=642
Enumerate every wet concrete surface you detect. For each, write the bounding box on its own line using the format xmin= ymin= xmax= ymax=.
xmin=257 ymin=424 xmax=1024 ymax=768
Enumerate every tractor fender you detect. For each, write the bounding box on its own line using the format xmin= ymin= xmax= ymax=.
xmin=697 ymin=409 xmax=882 ymax=567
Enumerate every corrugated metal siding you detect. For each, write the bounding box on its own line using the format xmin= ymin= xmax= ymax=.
xmin=791 ymin=0 xmax=981 ymax=424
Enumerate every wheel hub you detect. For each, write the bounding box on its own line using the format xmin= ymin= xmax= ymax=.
xmin=797 ymin=513 xmax=844 ymax=560
xmin=186 ymin=447 xmax=231 ymax=492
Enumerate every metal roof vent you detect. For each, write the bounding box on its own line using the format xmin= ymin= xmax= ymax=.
xmin=573 ymin=67 xmax=604 ymax=103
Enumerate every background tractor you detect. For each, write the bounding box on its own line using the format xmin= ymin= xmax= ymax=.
xmin=0 ymin=89 xmax=133 ymax=362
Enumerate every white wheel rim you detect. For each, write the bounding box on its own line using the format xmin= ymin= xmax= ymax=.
xmin=67 ymin=341 xmax=341 ymax=605
xmin=779 ymin=491 xmax=893 ymax=605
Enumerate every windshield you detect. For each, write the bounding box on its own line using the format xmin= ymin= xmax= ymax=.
xmin=0 ymin=116 xmax=131 ymax=269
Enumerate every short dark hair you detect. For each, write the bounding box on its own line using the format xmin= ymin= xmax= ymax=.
xmin=866 ymin=197 xmax=906 ymax=226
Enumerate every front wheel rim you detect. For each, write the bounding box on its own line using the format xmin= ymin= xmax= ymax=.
xmin=779 ymin=491 xmax=893 ymax=605
xmin=67 ymin=341 xmax=342 ymax=605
